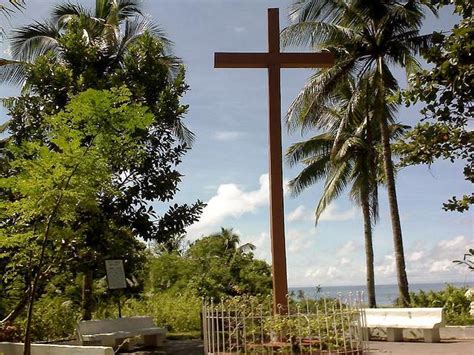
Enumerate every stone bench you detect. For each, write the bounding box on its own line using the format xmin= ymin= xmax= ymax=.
xmin=76 ymin=316 xmax=166 ymax=349
xmin=363 ymin=308 xmax=445 ymax=343
xmin=0 ymin=342 xmax=113 ymax=355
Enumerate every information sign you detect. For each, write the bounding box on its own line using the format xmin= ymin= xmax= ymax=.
xmin=105 ymin=259 xmax=127 ymax=290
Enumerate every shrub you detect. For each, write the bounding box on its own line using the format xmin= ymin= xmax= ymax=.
xmin=94 ymin=291 xmax=202 ymax=333
xmin=24 ymin=296 xmax=81 ymax=341
xmin=397 ymin=284 xmax=473 ymax=325
xmin=0 ymin=321 xmax=23 ymax=342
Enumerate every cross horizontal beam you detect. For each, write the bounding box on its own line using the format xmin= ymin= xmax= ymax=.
xmin=214 ymin=52 xmax=334 ymax=69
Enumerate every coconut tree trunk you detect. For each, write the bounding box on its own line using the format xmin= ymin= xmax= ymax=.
xmin=360 ymin=191 xmax=376 ymax=308
xmin=376 ymin=56 xmax=410 ymax=306
xmin=81 ymin=270 xmax=94 ymax=320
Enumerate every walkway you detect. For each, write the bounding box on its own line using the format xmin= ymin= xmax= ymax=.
xmin=368 ymin=340 xmax=474 ymax=354
xmin=123 ymin=339 xmax=474 ymax=354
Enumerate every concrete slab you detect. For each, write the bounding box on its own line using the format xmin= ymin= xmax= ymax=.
xmin=0 ymin=342 xmax=114 ymax=355
xmin=370 ymin=326 xmax=474 ymax=341
xmin=368 ymin=340 xmax=474 ymax=354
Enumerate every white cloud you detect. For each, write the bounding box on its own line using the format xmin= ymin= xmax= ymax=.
xmin=438 ymin=235 xmax=466 ymax=249
xmin=408 ymin=251 xmax=424 ymax=262
xmin=214 ymin=130 xmax=243 ymax=141
xmin=186 ymin=174 xmax=269 ymax=238
xmin=253 ymin=232 xmax=271 ymax=262
xmin=429 ymin=260 xmax=452 ymax=273
xmin=287 ymin=230 xmax=311 ymax=254
xmin=337 ymin=241 xmax=356 ymax=257
xmin=340 ymin=257 xmax=351 ymax=266
xmin=288 ymin=205 xmax=307 ymax=222
xmin=375 ymin=254 xmax=396 ymax=278
xmin=282 ymin=233 xmax=471 ymax=287
xmin=373 ymin=235 xmax=473 ymax=283
xmin=287 ymin=204 xmax=356 ymax=224
xmin=319 ymin=204 xmax=357 ymax=222
xmin=233 ymin=26 xmax=246 ymax=33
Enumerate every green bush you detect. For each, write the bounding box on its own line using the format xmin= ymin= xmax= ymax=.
xmin=399 ymin=284 xmax=473 ymax=325
xmin=94 ymin=291 xmax=202 ymax=333
xmin=25 ymin=296 xmax=81 ymax=341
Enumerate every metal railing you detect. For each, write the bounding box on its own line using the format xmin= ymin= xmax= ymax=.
xmin=202 ymin=293 xmax=368 ymax=354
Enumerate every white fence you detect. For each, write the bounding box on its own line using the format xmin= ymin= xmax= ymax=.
xmin=202 ymin=293 xmax=368 ymax=354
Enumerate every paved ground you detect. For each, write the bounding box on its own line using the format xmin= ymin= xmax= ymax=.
xmin=123 ymin=339 xmax=474 ymax=354
xmin=368 ymin=340 xmax=474 ymax=354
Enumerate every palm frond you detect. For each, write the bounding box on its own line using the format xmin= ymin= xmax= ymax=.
xmin=314 ymin=160 xmax=351 ymax=224
xmin=173 ymin=121 xmax=195 ymax=147
xmin=286 ymin=58 xmax=356 ymax=133
xmin=10 ymin=21 xmax=60 ymax=62
xmin=281 ymin=21 xmax=355 ymax=49
xmin=288 ymin=155 xmax=331 ymax=197
xmin=395 ymin=32 xmax=435 ymax=57
xmin=51 ymin=2 xmax=91 ymax=25
xmin=117 ymin=0 xmax=143 ymax=19
xmin=286 ymin=133 xmax=333 ymax=167
xmin=118 ymin=17 xmax=173 ymax=58
xmin=0 ymin=119 xmax=11 ymax=133
xmin=0 ymin=60 xmax=27 ymax=86
xmin=0 ymin=0 xmax=25 ymax=17
xmin=0 ymin=96 xmax=17 ymax=110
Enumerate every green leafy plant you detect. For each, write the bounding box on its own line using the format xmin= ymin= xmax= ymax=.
xmin=453 ymin=249 xmax=474 ymax=271
xmin=25 ymin=297 xmax=81 ymax=341
xmin=93 ymin=291 xmax=202 ymax=333
xmin=396 ymin=284 xmax=473 ymax=325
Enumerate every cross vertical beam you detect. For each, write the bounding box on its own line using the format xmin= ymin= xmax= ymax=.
xmin=214 ymin=8 xmax=334 ymax=315
xmin=267 ymin=8 xmax=288 ymax=314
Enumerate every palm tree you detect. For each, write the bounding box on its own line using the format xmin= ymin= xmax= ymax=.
xmin=212 ymin=227 xmax=256 ymax=261
xmin=282 ymin=0 xmax=436 ymax=306
xmin=287 ymin=75 xmax=404 ymax=307
xmin=0 ymin=0 xmax=193 ymax=143
xmin=0 ymin=1 xmax=25 ymax=33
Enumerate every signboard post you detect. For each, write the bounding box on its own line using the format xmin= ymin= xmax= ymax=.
xmin=105 ymin=259 xmax=127 ymax=318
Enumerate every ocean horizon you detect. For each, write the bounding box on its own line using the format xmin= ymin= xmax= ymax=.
xmin=290 ymin=282 xmax=473 ymax=306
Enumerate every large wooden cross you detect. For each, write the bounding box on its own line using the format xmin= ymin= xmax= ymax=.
xmin=214 ymin=8 xmax=334 ymax=314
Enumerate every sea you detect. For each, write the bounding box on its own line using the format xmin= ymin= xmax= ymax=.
xmin=290 ymin=282 xmax=473 ymax=306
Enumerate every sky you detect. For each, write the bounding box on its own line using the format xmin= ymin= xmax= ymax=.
xmin=0 ymin=0 xmax=472 ymax=288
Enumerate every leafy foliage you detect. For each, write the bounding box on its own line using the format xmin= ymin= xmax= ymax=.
xmin=1 ymin=0 xmax=203 ymax=325
xmin=285 ymin=75 xmax=405 ymax=307
xmin=118 ymin=292 xmax=202 ymax=333
xmin=453 ymin=249 xmax=474 ymax=271
xmin=0 ymin=87 xmax=157 ymax=349
xmin=282 ymin=0 xmax=435 ymax=306
xmin=147 ymin=228 xmax=272 ymax=299
xmin=26 ymin=297 xmax=80 ymax=341
xmin=398 ymin=284 xmax=474 ymax=325
xmin=397 ymin=0 xmax=473 ymax=212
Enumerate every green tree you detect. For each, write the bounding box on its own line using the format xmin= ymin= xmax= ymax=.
xmin=286 ymin=76 xmax=405 ymax=307
xmin=2 ymin=0 xmax=193 ymax=143
xmin=0 ymin=2 xmax=203 ymax=321
xmin=397 ymin=0 xmax=473 ymax=212
xmin=148 ymin=228 xmax=272 ymax=299
xmin=0 ymin=87 xmax=154 ymax=354
xmin=282 ymin=0 xmax=436 ymax=306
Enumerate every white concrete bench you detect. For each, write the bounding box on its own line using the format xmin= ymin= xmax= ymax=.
xmin=363 ymin=308 xmax=445 ymax=342
xmin=0 ymin=342 xmax=113 ymax=355
xmin=76 ymin=316 xmax=166 ymax=348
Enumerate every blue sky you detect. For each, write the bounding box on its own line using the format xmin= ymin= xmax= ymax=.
xmin=0 ymin=0 xmax=472 ymax=287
